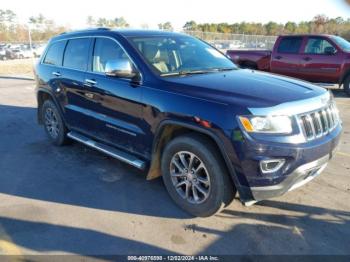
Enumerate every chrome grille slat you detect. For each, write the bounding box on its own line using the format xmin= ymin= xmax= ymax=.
xmin=322 ymin=109 xmax=329 ymax=132
xmin=298 ymin=103 xmax=339 ymax=141
xmin=311 ymin=112 xmax=322 ymax=137
xmin=306 ymin=115 xmax=316 ymax=139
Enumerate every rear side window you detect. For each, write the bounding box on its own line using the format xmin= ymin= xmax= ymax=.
xmin=63 ymin=38 xmax=91 ymax=71
xmin=43 ymin=41 xmax=66 ymax=66
xmin=277 ymin=37 xmax=303 ymax=54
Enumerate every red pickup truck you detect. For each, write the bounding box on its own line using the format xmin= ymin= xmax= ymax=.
xmin=226 ymin=34 xmax=350 ymax=96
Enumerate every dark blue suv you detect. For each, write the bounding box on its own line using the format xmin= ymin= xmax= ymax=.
xmin=35 ymin=28 xmax=342 ymax=217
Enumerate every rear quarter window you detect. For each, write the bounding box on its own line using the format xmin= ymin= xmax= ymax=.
xmin=277 ymin=37 xmax=303 ymax=54
xmin=63 ymin=38 xmax=91 ymax=71
xmin=43 ymin=41 xmax=66 ymax=66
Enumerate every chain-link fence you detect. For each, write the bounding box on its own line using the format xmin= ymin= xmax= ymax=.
xmin=184 ymin=31 xmax=277 ymax=51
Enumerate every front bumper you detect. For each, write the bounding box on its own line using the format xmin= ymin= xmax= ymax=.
xmin=232 ymin=123 xmax=341 ymax=202
xmin=250 ymin=153 xmax=329 ymax=201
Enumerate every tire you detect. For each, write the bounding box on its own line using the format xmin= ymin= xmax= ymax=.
xmin=161 ymin=134 xmax=236 ymax=217
xmin=41 ymin=100 xmax=70 ymax=146
xmin=344 ymin=75 xmax=350 ymax=97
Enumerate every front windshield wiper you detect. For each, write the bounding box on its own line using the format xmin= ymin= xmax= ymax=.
xmin=161 ymin=68 xmax=236 ymax=77
xmin=161 ymin=70 xmax=214 ymax=77
xmin=212 ymin=67 xmax=236 ymax=71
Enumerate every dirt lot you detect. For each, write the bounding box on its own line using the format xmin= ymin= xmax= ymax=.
xmin=0 ymin=77 xmax=349 ymax=256
xmin=0 ymin=59 xmax=35 ymax=78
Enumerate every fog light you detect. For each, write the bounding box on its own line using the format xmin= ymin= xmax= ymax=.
xmin=260 ymin=159 xmax=285 ymax=174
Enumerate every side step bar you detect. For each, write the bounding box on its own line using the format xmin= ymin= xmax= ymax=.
xmin=67 ymin=131 xmax=146 ymax=170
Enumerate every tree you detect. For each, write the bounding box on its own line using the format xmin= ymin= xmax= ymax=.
xmin=86 ymin=16 xmax=96 ymax=27
xmin=284 ymin=21 xmax=297 ymax=34
xmin=295 ymin=21 xmax=310 ymax=34
xmin=114 ymin=17 xmax=129 ymax=28
xmin=0 ymin=9 xmax=16 ymax=24
xmin=312 ymin=14 xmax=329 ymax=33
xmin=265 ymin=21 xmax=279 ymax=35
xmin=183 ymin=20 xmax=197 ymax=31
xmin=158 ymin=22 xmax=173 ymax=31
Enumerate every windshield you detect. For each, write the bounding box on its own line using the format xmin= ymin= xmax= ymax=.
xmin=330 ymin=36 xmax=350 ymax=52
xmin=129 ymin=35 xmax=237 ymax=76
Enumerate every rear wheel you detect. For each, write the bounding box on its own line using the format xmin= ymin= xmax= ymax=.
xmin=161 ymin=134 xmax=236 ymax=217
xmin=41 ymin=100 xmax=70 ymax=146
xmin=344 ymin=75 xmax=350 ymax=97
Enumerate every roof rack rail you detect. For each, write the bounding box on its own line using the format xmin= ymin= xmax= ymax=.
xmin=96 ymin=27 xmax=111 ymax=30
xmin=57 ymin=27 xmax=111 ymax=36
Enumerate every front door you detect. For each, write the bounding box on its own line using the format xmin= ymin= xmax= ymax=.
xmin=83 ymin=37 xmax=145 ymax=157
xmin=298 ymin=36 xmax=342 ymax=83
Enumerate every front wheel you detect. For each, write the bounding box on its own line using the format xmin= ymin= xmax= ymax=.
xmin=161 ymin=134 xmax=236 ymax=217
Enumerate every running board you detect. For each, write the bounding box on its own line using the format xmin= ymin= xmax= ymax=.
xmin=67 ymin=131 xmax=146 ymax=170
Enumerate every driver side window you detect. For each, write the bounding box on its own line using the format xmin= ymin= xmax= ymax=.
xmin=93 ymin=38 xmax=130 ymax=73
xmin=304 ymin=38 xmax=335 ymax=55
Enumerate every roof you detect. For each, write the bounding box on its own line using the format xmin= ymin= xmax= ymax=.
xmin=279 ymin=34 xmax=334 ymax=38
xmin=52 ymin=28 xmax=186 ymax=41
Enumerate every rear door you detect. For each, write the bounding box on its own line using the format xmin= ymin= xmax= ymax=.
xmin=298 ymin=36 xmax=342 ymax=83
xmin=38 ymin=40 xmax=67 ymax=95
xmin=59 ymin=38 xmax=95 ymax=134
xmin=270 ymin=36 xmax=304 ymax=78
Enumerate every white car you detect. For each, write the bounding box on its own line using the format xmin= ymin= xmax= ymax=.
xmin=12 ymin=48 xmax=34 ymax=59
xmin=32 ymin=45 xmax=46 ymax=58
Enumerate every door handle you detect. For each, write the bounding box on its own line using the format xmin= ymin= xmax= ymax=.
xmin=303 ymin=57 xmax=312 ymax=61
xmin=275 ymin=56 xmax=282 ymax=60
xmin=52 ymin=71 xmax=61 ymax=77
xmin=84 ymin=93 xmax=94 ymax=99
xmin=84 ymin=79 xmax=97 ymax=86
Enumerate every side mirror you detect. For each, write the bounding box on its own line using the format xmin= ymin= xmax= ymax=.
xmin=105 ymin=59 xmax=137 ymax=79
xmin=324 ymin=46 xmax=336 ymax=55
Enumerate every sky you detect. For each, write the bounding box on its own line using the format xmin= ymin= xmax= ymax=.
xmin=2 ymin=0 xmax=350 ymax=30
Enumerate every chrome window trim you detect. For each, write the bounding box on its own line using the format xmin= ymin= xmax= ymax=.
xmin=40 ymin=35 xmax=143 ymax=81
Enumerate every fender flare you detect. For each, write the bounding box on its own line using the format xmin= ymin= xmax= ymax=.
xmin=146 ymin=120 xmax=243 ymax=196
xmin=36 ymin=88 xmax=66 ymax=125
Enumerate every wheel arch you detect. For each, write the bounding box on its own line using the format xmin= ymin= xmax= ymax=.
xmin=146 ymin=120 xmax=241 ymax=192
xmin=37 ymin=88 xmax=64 ymax=125
xmin=340 ymin=68 xmax=350 ymax=85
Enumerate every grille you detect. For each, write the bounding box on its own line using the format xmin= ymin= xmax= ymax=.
xmin=298 ymin=103 xmax=339 ymax=141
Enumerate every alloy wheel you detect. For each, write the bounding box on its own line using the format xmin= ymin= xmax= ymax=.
xmin=169 ymin=151 xmax=211 ymax=204
xmin=44 ymin=107 xmax=59 ymax=139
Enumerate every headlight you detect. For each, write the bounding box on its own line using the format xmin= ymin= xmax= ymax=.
xmin=238 ymin=115 xmax=293 ymax=134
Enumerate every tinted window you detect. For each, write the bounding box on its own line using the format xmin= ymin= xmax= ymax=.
xmin=63 ymin=38 xmax=90 ymax=71
xmin=43 ymin=41 xmax=66 ymax=66
xmin=92 ymin=38 xmax=130 ymax=73
xmin=277 ymin=37 xmax=303 ymax=54
xmin=304 ymin=38 xmax=335 ymax=54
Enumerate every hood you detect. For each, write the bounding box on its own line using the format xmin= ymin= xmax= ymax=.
xmin=162 ymin=69 xmax=327 ymax=108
